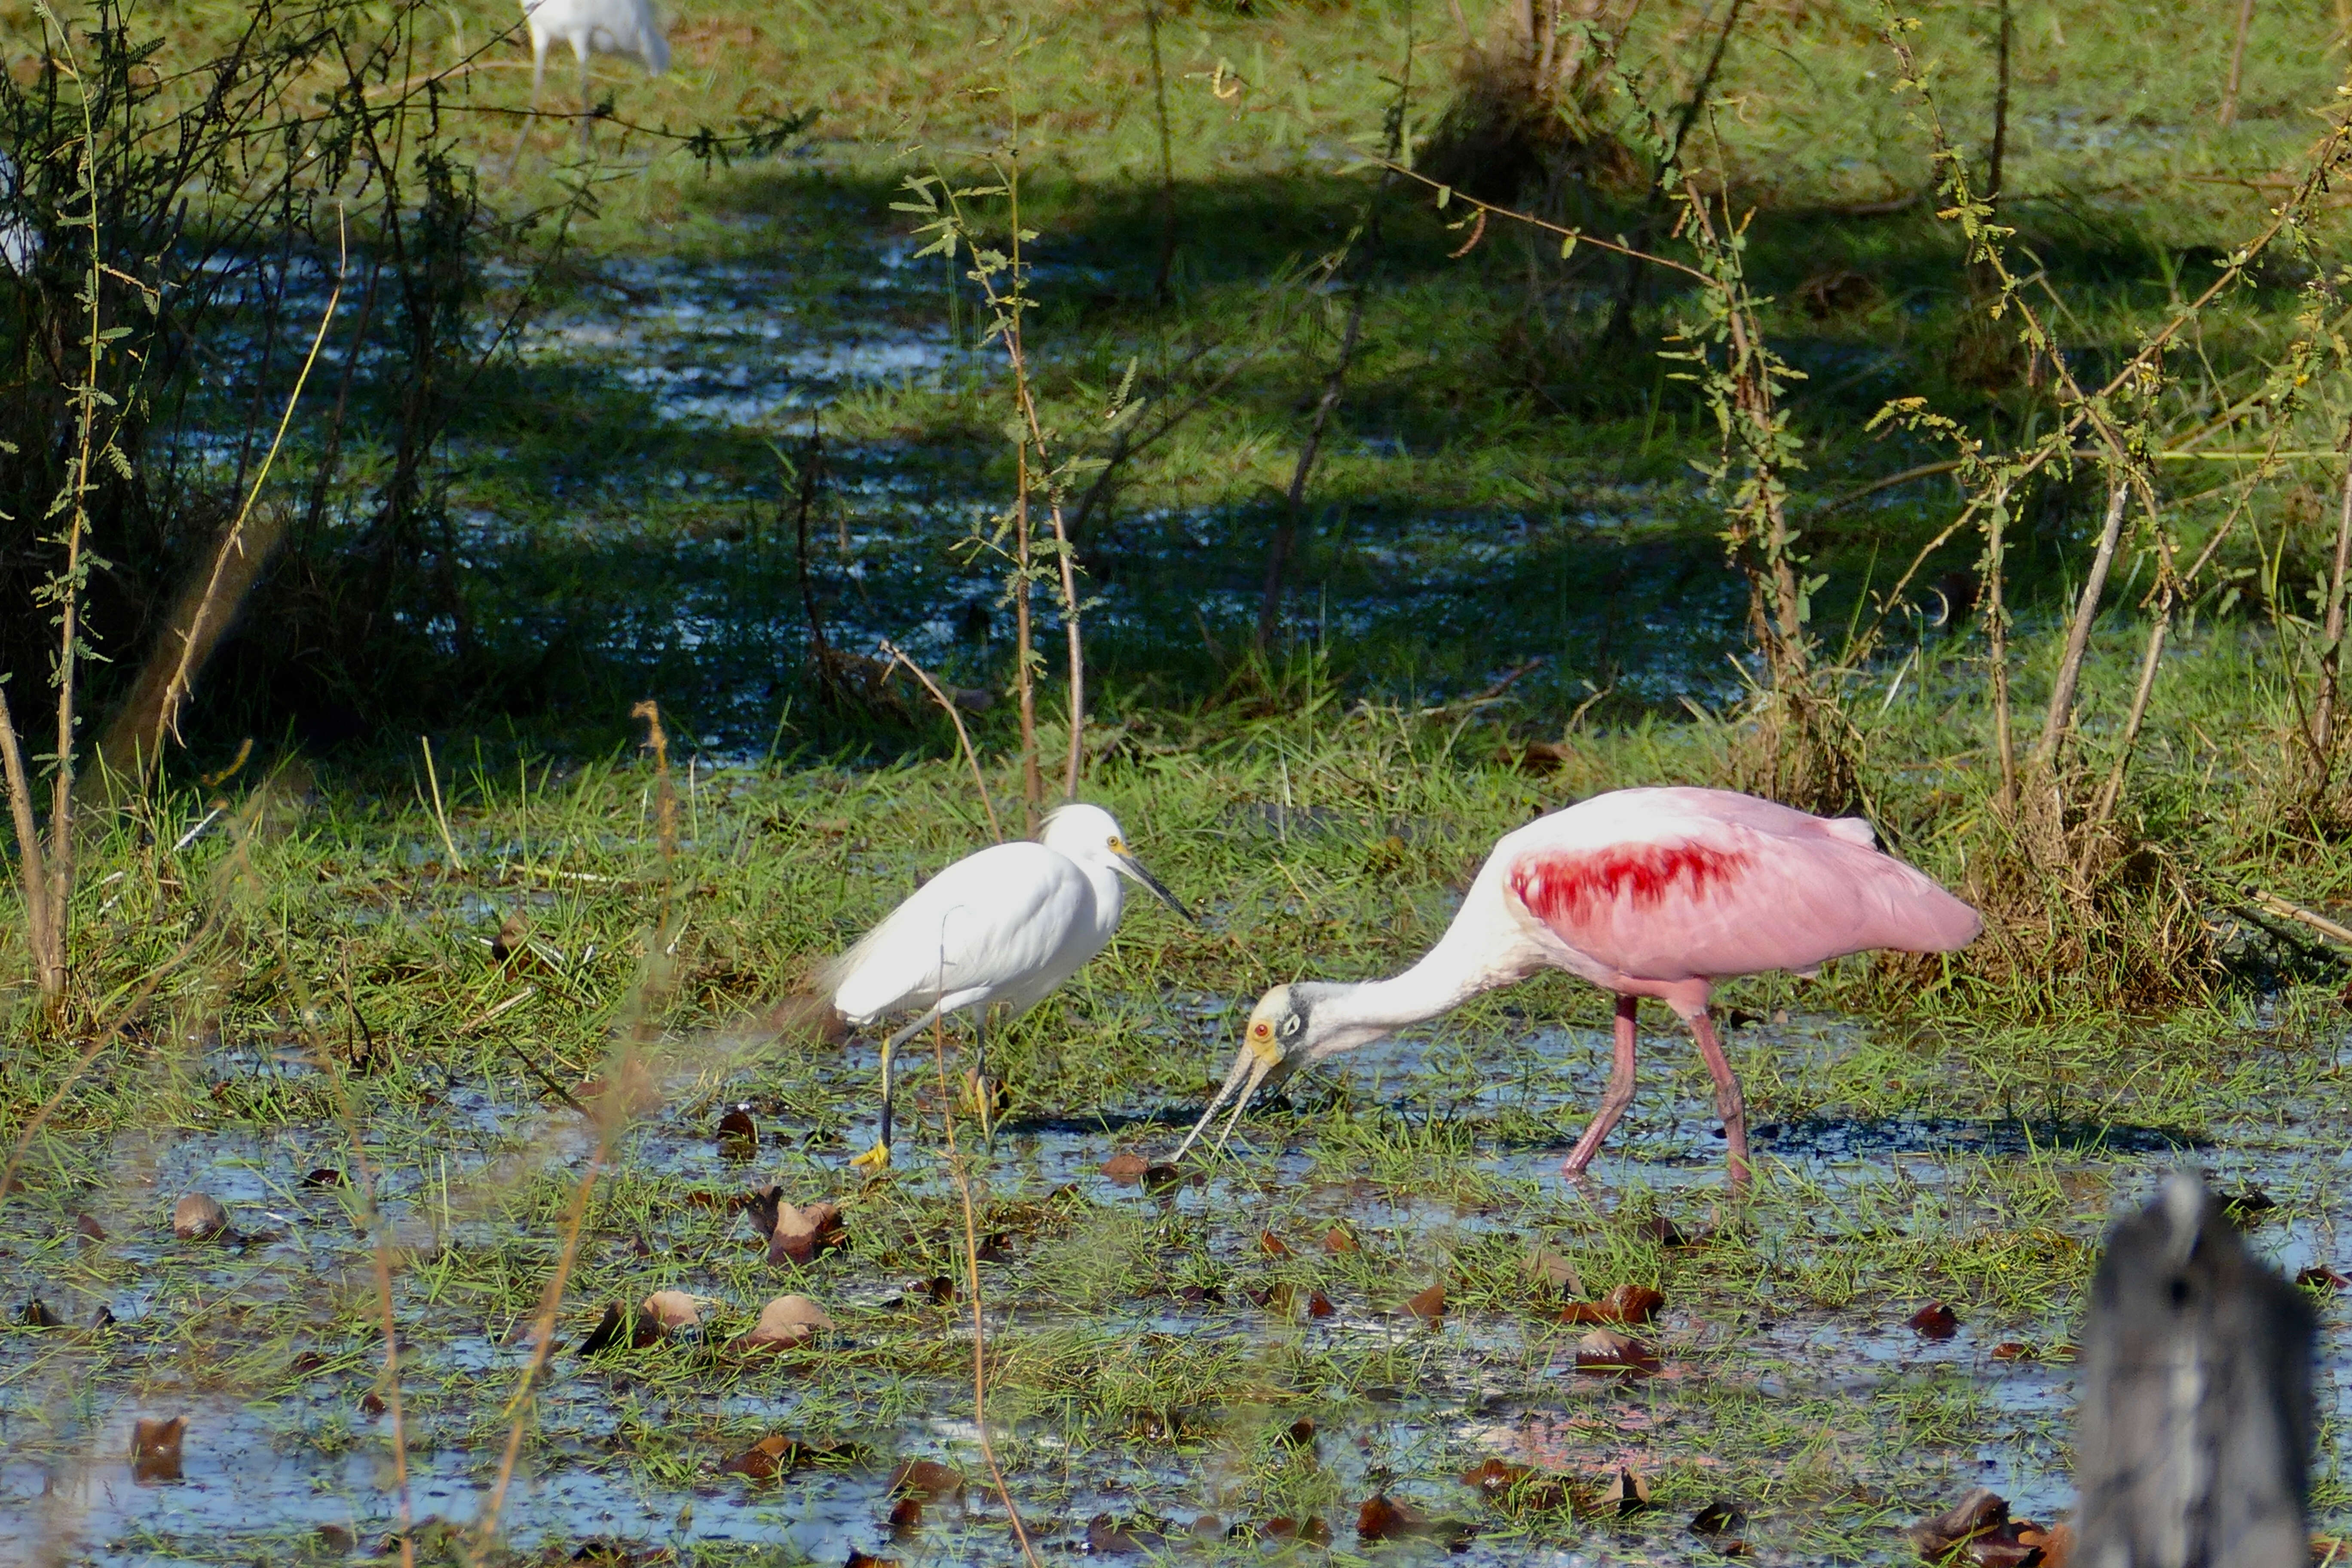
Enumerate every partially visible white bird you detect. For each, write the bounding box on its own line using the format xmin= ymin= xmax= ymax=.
xmin=0 ymin=150 xmax=39 ymax=277
xmin=518 ymin=0 xmax=671 ymax=130
xmin=824 ymin=802 xmax=1193 ymax=1168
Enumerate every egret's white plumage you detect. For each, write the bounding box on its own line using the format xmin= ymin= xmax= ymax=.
xmin=519 ymin=0 xmax=670 ymax=118
xmin=0 ymin=150 xmax=38 ymax=276
xmin=826 ymin=802 xmax=1191 ymax=1165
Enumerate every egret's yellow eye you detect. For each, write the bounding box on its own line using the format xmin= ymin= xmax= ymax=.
xmin=1109 ymin=836 xmax=1128 ymax=854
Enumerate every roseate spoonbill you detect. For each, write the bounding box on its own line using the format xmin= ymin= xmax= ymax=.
xmin=520 ymin=0 xmax=671 ymax=133
xmin=826 ymin=803 xmax=1192 ymax=1169
xmin=1174 ymin=787 xmax=1980 ymax=1187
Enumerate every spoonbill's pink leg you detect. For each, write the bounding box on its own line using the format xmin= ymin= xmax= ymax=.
xmin=1562 ymin=995 xmax=1641 ymax=1177
xmin=1687 ymin=1008 xmax=1750 ymax=1188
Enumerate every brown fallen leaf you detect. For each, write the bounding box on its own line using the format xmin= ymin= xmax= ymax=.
xmin=131 ymin=1416 xmax=185 ymax=1483
xmin=768 ymin=1200 xmax=845 ymax=1266
xmin=640 ymin=1291 xmax=702 ymax=1333
xmin=1637 ymin=1215 xmax=1696 ymax=1247
xmin=716 ymin=1106 xmax=758 ymax=1155
xmin=360 ymin=1391 xmax=387 ymax=1415
xmin=1460 ymin=1457 xmax=1573 ymax=1513
xmin=1690 ymin=1499 xmax=1749 ymax=1537
xmin=1100 ymin=1150 xmax=1149 ymax=1183
xmin=888 ymin=1457 xmax=964 ymax=1501
xmin=19 ymin=1297 xmax=58 ymax=1328
xmin=2296 ymin=1264 xmax=2352 ymax=1291
xmin=1574 ymin=1327 xmax=1662 ymax=1375
xmin=843 ymin=1553 xmax=899 ymax=1568
xmin=576 ymin=1303 xmax=631 ymax=1356
xmin=74 ymin=1213 xmax=106 ymax=1243
xmin=1598 ymin=1465 xmax=1652 ymax=1517
xmin=1322 ymin=1226 xmax=1359 ymax=1255
xmin=1405 ymin=1283 xmax=1446 ymax=1321
xmin=1139 ymin=1161 xmax=1186 ymax=1193
xmin=1281 ymin=1416 xmax=1317 ymax=1450
xmin=1524 ymin=1246 xmax=1582 ymax=1293
xmin=1084 ymin=1513 xmax=1165 ymax=1554
xmin=172 ymin=1193 xmax=228 ymax=1241
xmin=1305 ymin=1289 xmax=1336 ymax=1319
xmin=721 ymin=1433 xmax=857 ymax=1482
xmin=1354 ymin=1496 xmax=1417 ymax=1543
xmin=1991 ymin=1341 xmax=2035 ymax=1362
xmin=888 ymin=1496 xmax=923 ymax=1536
xmin=736 ymin=1295 xmax=834 ymax=1351
xmin=1908 ymin=1302 xmax=1960 ymax=1340
xmin=1908 ymin=1490 xmax=2050 ymax=1567
xmin=300 ymin=1168 xmax=346 ymax=1188
xmin=1559 ymin=1282 xmax=1665 ymax=1325
xmin=2219 ymin=1187 xmax=2276 ymax=1224
xmin=1256 ymin=1516 xmax=1333 ymax=1546
xmin=1259 ymin=1230 xmax=1291 ymax=1257
xmin=86 ymin=1303 xmax=115 ymax=1332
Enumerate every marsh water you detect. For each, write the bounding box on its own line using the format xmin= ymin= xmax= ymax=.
xmin=5 ymin=986 xmax=2349 ymax=1565
xmin=6 ymin=245 xmax=2349 ymax=1565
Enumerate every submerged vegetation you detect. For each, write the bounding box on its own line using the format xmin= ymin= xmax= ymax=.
xmin=6 ymin=0 xmax=2352 ymax=1562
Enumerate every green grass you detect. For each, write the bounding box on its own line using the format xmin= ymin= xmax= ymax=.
xmin=8 ymin=0 xmax=2352 ymax=1560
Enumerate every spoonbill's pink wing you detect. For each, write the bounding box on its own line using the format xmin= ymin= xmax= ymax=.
xmin=1506 ymin=793 xmax=1979 ymax=985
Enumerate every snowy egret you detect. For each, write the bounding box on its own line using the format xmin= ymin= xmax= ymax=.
xmin=1176 ymin=787 xmax=1980 ymax=1187
xmin=826 ymin=802 xmax=1192 ymax=1168
xmin=519 ymin=0 xmax=671 ymax=138
xmin=0 ymin=150 xmax=38 ymax=276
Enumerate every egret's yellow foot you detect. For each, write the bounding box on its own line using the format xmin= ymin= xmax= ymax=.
xmin=850 ymin=1141 xmax=892 ymax=1171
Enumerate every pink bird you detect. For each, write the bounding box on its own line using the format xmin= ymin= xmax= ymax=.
xmin=1173 ymin=787 xmax=1981 ymax=1187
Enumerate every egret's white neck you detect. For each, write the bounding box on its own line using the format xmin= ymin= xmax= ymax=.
xmin=1078 ymin=858 xmax=1126 ymax=941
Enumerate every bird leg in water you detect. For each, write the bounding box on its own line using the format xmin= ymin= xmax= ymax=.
xmin=959 ymin=1014 xmax=1002 ymax=1147
xmin=1561 ymin=995 xmax=1642 ymax=1178
xmin=854 ymin=1008 xmax=948 ymax=1170
xmin=1687 ymin=1008 xmax=1749 ymax=1188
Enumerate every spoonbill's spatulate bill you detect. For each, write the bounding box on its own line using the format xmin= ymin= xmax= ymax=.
xmin=826 ymin=803 xmax=1191 ymax=1168
xmin=1177 ymin=787 xmax=1981 ymax=1186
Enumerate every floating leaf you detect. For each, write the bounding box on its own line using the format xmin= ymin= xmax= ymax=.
xmin=1598 ymin=1465 xmax=1652 ymax=1517
xmin=723 ymin=1433 xmax=859 ymax=1482
xmin=576 ymin=1303 xmax=630 ymax=1356
xmin=716 ymin=1106 xmax=758 ymax=1156
xmin=1523 ymin=1246 xmax=1582 ymax=1292
xmin=1574 ymin=1327 xmax=1661 ymax=1375
xmin=736 ymin=1295 xmax=834 ymax=1351
xmin=1908 ymin=1302 xmax=1960 ymax=1340
xmin=18 ymin=1297 xmax=58 ymax=1328
xmin=768 ymin=1200 xmax=845 ymax=1266
xmin=1259 ymin=1230 xmax=1291 ymax=1258
xmin=888 ymin=1458 xmax=964 ymax=1501
xmin=131 ymin=1415 xmax=185 ymax=1483
xmin=1322 ymin=1226 xmax=1359 ymax=1255
xmin=2297 ymin=1264 xmax=2352 ymax=1291
xmin=1907 ymin=1490 xmax=2055 ymax=1567
xmin=1461 ymin=1457 xmax=1573 ymax=1514
xmin=1405 ymin=1283 xmax=1446 ymax=1321
xmin=171 ymin=1194 xmax=228 ymax=1241
xmin=1560 ymin=1283 xmax=1664 ymax=1325
xmin=1100 ymin=1150 xmax=1148 ymax=1182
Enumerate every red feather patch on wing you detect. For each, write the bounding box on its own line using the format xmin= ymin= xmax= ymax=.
xmin=1510 ymin=842 xmax=1751 ymax=929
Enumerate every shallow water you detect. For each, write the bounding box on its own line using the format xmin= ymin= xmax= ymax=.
xmin=6 ymin=1002 xmax=2346 ymax=1566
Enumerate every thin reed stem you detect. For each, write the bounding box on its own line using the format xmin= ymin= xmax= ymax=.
xmin=881 ymin=638 xmax=1004 ymax=842
xmin=2037 ymin=479 xmax=2131 ymax=766
xmin=927 ymin=1020 xmax=1044 ymax=1568
xmin=421 ymin=735 xmax=466 ymax=872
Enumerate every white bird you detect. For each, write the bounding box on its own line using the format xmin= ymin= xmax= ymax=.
xmin=824 ymin=802 xmax=1192 ymax=1168
xmin=518 ymin=0 xmax=671 ymax=134
xmin=0 ymin=150 xmax=39 ymax=276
